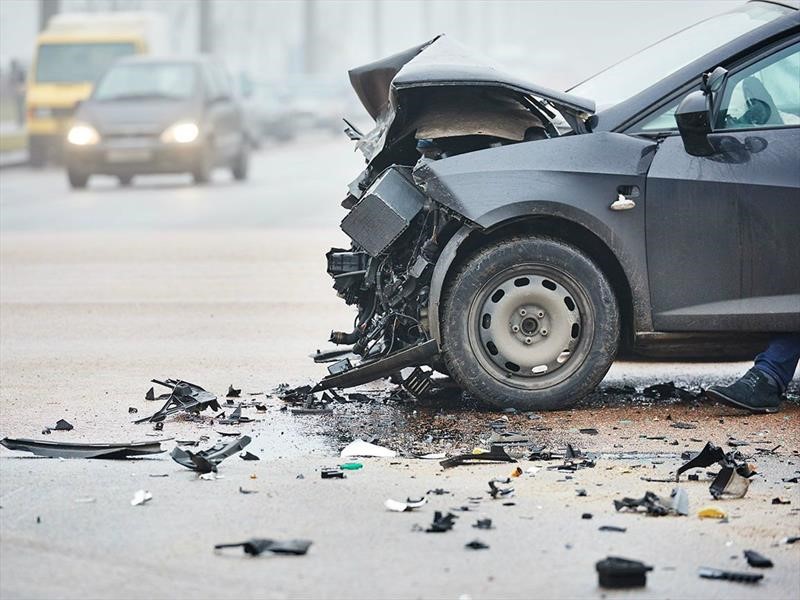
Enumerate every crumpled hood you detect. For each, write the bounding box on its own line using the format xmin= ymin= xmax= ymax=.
xmin=348 ymin=35 xmax=595 ymax=121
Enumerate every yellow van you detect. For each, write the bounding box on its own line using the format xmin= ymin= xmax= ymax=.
xmin=26 ymin=12 xmax=166 ymax=166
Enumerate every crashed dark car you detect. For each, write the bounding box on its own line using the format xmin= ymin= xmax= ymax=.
xmin=318 ymin=1 xmax=800 ymax=410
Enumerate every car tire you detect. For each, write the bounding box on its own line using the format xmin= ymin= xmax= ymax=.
xmin=192 ymin=145 xmax=212 ymax=185
xmin=231 ymin=143 xmax=249 ymax=181
xmin=28 ymin=137 xmax=47 ymax=168
xmin=441 ymin=235 xmax=619 ymax=411
xmin=118 ymin=175 xmax=133 ymax=187
xmin=67 ymin=168 xmax=89 ymax=189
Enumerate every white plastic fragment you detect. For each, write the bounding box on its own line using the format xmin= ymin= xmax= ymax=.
xmin=130 ymin=490 xmax=152 ymax=506
xmin=340 ymin=439 xmax=397 ymax=458
xmin=526 ymin=466 xmax=541 ymax=476
xmin=385 ymin=497 xmax=427 ymax=512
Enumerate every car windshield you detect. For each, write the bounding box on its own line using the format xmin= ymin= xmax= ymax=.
xmin=93 ymin=62 xmax=197 ymax=101
xmin=569 ymin=2 xmax=793 ymax=111
xmin=35 ymin=42 xmax=136 ymax=83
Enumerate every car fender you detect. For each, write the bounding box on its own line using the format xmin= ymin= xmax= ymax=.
xmin=420 ymin=132 xmax=658 ymax=345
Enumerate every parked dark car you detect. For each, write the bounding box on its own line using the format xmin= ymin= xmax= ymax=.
xmin=316 ymin=1 xmax=800 ymax=410
xmin=64 ymin=56 xmax=249 ymax=188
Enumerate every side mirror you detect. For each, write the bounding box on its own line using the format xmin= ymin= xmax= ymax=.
xmin=675 ymin=66 xmax=728 ymax=157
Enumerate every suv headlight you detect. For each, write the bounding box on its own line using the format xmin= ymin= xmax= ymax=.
xmin=67 ymin=123 xmax=100 ymax=145
xmin=161 ymin=121 xmax=199 ymax=144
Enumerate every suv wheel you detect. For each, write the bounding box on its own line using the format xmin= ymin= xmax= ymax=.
xmin=441 ymin=236 xmax=619 ymax=410
xmin=67 ymin=168 xmax=89 ymax=189
xmin=231 ymin=143 xmax=249 ymax=181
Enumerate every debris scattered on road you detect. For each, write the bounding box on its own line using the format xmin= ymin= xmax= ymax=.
xmin=426 ymin=511 xmax=457 ymax=533
xmin=642 ymin=382 xmax=698 ymax=402
xmin=596 ymin=556 xmax=653 ymax=588
xmin=0 ymin=437 xmax=165 ymax=459
xmin=427 ymin=488 xmax=450 ymax=495
xmin=135 ymin=379 xmax=221 ymax=424
xmin=771 ymin=497 xmax=791 ymax=505
xmin=697 ymin=506 xmax=727 ymax=519
xmin=385 ymin=497 xmax=427 ymax=512
xmin=599 ymin=525 xmax=627 ymax=533
xmin=473 ymin=518 xmax=493 ymax=529
xmin=676 ymin=441 xmax=756 ymax=499
xmin=128 ymin=407 xmax=138 ymax=414
xmin=145 ymin=387 xmax=156 ymax=401
xmin=743 ymin=550 xmax=773 ymax=568
xmin=465 ymin=540 xmax=489 ymax=550
xmin=582 ymin=513 xmax=593 ymax=519
xmin=698 ymin=567 xmax=763 ymax=583
xmin=579 ymin=428 xmax=599 ymax=435
xmin=321 ymin=468 xmax=345 ymax=479
xmin=239 ymin=487 xmax=258 ymax=495
xmin=170 ymin=436 xmax=251 ymax=473
xmin=74 ymin=497 xmax=96 ymax=503
xmin=440 ymin=445 xmax=516 ymax=469
xmin=614 ymin=488 xmax=688 ymax=516
xmin=239 ymin=451 xmax=260 ymax=461
xmin=130 ymin=490 xmax=152 ymax=506
xmin=340 ymin=439 xmax=397 ymax=458
xmin=780 ymin=536 xmax=799 ymax=545
xmin=42 ymin=419 xmax=74 ymax=435
xmin=214 ymin=539 xmax=312 ymax=556
xmin=218 ymin=406 xmax=253 ymax=425
xmin=340 ymin=462 xmax=363 ymax=470
xmin=226 ymin=385 xmax=241 ymax=398
xmin=670 ymin=421 xmax=696 ymax=429
xmin=487 ymin=478 xmax=514 ymax=499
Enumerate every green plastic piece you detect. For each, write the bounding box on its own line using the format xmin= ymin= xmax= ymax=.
xmin=339 ymin=462 xmax=363 ymax=470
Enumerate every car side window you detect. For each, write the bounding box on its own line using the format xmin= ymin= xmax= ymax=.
xmin=715 ymin=42 xmax=800 ymax=130
xmin=636 ymin=99 xmax=681 ymax=132
xmin=202 ymin=66 xmax=220 ymax=101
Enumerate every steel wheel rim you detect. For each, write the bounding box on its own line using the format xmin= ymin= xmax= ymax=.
xmin=468 ymin=264 xmax=593 ymax=390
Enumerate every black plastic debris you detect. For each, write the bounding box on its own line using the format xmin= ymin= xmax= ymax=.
xmin=128 ymin=407 xmax=138 ymax=414
xmin=402 ymin=366 xmax=433 ymax=398
xmin=0 ymin=437 xmax=164 ymax=459
xmin=440 ymin=445 xmax=516 ymax=469
xmin=642 ymin=382 xmax=697 ymax=402
xmin=49 ymin=419 xmax=73 ymax=431
xmin=465 ymin=540 xmax=489 ymax=550
xmin=473 ymin=518 xmax=493 ymax=530
xmin=614 ymin=488 xmax=688 ymax=516
xmin=426 ymin=511 xmax=457 ymax=533
xmin=255 ymin=403 xmax=267 ymax=412
xmin=135 ymin=379 xmax=221 ymax=424
xmin=215 ymin=539 xmax=312 ymax=556
xmin=239 ymin=451 xmax=260 ymax=461
xmin=170 ymin=436 xmax=251 ymax=473
xmin=239 ymin=487 xmax=258 ymax=495
xmin=576 ymin=488 xmax=588 ymax=497
xmin=596 ymin=557 xmax=652 ymax=589
xmin=321 ymin=468 xmax=345 ymax=479
xmin=427 ymin=488 xmax=450 ymax=495
xmin=728 ymin=438 xmax=750 ymax=447
xmin=582 ymin=513 xmax=593 ymax=519
xmin=218 ymin=406 xmax=253 ymax=425
xmin=743 ymin=550 xmax=773 ymax=568
xmin=698 ymin=567 xmax=763 ymax=583
xmin=226 ymin=385 xmax=241 ymax=398
xmin=771 ymin=497 xmax=790 ymax=505
xmin=676 ymin=442 xmax=756 ymax=499
xmin=599 ymin=525 xmax=627 ymax=533
xmin=670 ymin=422 xmax=697 ymax=429
xmin=145 ymin=387 xmax=156 ymax=401
xmin=487 ymin=478 xmax=514 ymax=499
xmin=579 ymin=428 xmax=599 ymax=435
xmin=153 ymin=422 xmax=164 ymax=431
xmin=487 ymin=431 xmax=529 ymax=445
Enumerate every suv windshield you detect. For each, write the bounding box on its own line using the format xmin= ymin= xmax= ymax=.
xmin=569 ymin=2 xmax=792 ymax=111
xmin=93 ymin=62 xmax=197 ymax=101
xmin=35 ymin=42 xmax=136 ymax=83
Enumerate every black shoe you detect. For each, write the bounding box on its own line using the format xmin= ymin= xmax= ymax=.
xmin=706 ymin=368 xmax=781 ymax=414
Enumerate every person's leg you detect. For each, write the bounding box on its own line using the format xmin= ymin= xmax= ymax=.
xmin=753 ymin=333 xmax=800 ymax=391
xmin=706 ymin=334 xmax=799 ymax=414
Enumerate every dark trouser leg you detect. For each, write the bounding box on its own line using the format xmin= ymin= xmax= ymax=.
xmin=754 ymin=333 xmax=800 ymax=392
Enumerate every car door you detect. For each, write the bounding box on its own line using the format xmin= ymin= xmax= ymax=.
xmin=643 ymin=37 xmax=800 ymax=332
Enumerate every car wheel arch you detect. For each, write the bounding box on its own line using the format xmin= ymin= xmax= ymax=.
xmin=428 ymin=214 xmax=640 ymax=354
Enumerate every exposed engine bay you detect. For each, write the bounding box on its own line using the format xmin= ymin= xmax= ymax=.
xmin=313 ymin=35 xmax=595 ymax=395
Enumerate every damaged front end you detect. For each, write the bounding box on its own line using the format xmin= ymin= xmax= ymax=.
xmin=317 ymin=35 xmax=594 ymax=392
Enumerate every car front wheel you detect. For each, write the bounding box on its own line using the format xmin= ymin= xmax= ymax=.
xmin=441 ymin=236 xmax=619 ymax=411
xmin=67 ymin=168 xmax=89 ymax=189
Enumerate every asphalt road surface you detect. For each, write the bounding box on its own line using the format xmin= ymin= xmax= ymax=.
xmin=1 ymin=137 xmax=798 ymax=599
